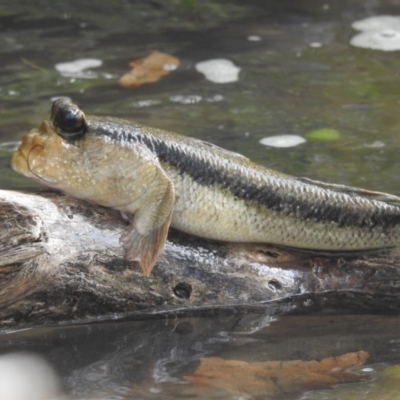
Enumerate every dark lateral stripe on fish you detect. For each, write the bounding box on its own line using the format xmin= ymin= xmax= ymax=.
xmin=91 ymin=122 xmax=400 ymax=230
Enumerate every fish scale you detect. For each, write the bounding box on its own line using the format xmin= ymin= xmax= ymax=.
xmin=158 ymin=157 xmax=400 ymax=250
xmin=11 ymin=98 xmax=400 ymax=275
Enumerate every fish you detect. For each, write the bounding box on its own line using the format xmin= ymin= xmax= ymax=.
xmin=11 ymin=98 xmax=400 ymax=275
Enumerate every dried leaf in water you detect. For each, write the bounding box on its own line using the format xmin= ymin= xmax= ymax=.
xmin=304 ymin=364 xmax=400 ymax=399
xmin=118 ymin=50 xmax=180 ymax=88
xmin=184 ymin=351 xmax=369 ymax=399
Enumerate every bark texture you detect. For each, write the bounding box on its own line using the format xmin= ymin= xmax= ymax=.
xmin=1 ymin=189 xmax=400 ymax=331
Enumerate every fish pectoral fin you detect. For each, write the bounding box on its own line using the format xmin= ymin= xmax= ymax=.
xmin=120 ymin=209 xmax=173 ymax=276
xmin=297 ymin=177 xmax=400 ymax=206
xmin=120 ymin=175 xmax=175 ymax=276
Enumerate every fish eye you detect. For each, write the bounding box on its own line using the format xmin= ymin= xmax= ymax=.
xmin=51 ymin=98 xmax=87 ymax=140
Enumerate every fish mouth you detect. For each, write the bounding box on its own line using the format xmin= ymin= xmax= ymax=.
xmin=11 ymin=131 xmax=59 ymax=185
xmin=11 ymin=141 xmax=33 ymax=177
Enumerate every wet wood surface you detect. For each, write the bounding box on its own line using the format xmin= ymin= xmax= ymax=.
xmin=1 ymin=189 xmax=400 ymax=331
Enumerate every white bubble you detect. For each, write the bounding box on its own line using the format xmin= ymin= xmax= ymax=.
xmin=133 ymin=99 xmax=162 ymax=108
xmin=350 ymin=16 xmax=400 ymax=51
xmin=102 ymin=72 xmax=116 ymax=79
xmin=247 ymin=35 xmax=261 ymax=41
xmin=163 ymin=63 xmax=178 ymax=71
xmin=361 ymin=367 xmax=374 ymax=372
xmin=351 ymin=29 xmax=400 ymax=51
xmin=352 ymin=15 xmax=400 ymax=32
xmin=55 ymin=58 xmax=103 ymax=78
xmin=364 ymin=140 xmax=385 ymax=148
xmin=170 ymin=95 xmax=202 ymax=104
xmin=195 ymin=59 xmax=241 ymax=83
xmin=206 ymin=94 xmax=224 ymax=102
xmin=259 ymin=135 xmax=306 ymax=148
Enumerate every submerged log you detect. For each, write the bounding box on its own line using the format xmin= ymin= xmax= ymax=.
xmin=1 ymin=189 xmax=400 ymax=331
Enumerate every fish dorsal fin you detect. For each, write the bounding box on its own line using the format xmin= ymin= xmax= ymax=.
xmin=194 ymin=138 xmax=249 ymax=160
xmin=297 ymin=177 xmax=400 ymax=207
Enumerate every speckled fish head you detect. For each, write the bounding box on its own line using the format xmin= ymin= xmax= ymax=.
xmin=11 ymin=117 xmax=85 ymax=189
xmin=11 ymin=98 xmax=155 ymax=210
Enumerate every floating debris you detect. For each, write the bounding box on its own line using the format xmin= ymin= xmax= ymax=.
xmin=21 ymin=58 xmax=47 ymax=73
xmin=119 ymin=50 xmax=180 ymax=88
xmin=170 ymin=95 xmax=202 ymax=104
xmin=185 ymin=351 xmax=369 ymax=399
xmin=205 ymin=94 xmax=224 ymax=102
xmin=55 ymin=58 xmax=103 ymax=78
xmin=352 ymin=15 xmax=400 ymax=32
xmin=259 ymin=134 xmax=306 ymax=148
xmin=247 ymin=35 xmax=262 ymax=41
xmin=364 ymin=140 xmax=385 ymax=148
xmin=305 ymin=128 xmax=341 ymax=141
xmin=350 ymin=15 xmax=400 ymax=51
xmin=195 ymin=59 xmax=241 ymax=83
xmin=132 ymin=99 xmax=162 ymax=108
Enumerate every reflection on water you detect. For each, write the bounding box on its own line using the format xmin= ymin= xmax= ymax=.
xmin=2 ymin=0 xmax=400 ymax=398
xmin=1 ymin=313 xmax=400 ymax=399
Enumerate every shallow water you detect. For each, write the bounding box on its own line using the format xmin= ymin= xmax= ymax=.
xmin=1 ymin=313 xmax=400 ymax=399
xmin=2 ymin=0 xmax=400 ymax=398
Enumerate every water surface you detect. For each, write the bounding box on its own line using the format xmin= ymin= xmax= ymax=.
xmin=1 ymin=0 xmax=400 ymax=398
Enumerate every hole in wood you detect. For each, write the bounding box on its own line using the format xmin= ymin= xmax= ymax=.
xmin=173 ymin=282 xmax=192 ymax=300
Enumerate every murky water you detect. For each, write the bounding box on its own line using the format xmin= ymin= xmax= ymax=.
xmin=2 ymin=0 xmax=400 ymax=398
xmin=1 ymin=313 xmax=400 ymax=399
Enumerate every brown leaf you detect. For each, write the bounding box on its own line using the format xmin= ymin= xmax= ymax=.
xmin=118 ymin=50 xmax=180 ymax=88
xmin=184 ymin=351 xmax=369 ymax=399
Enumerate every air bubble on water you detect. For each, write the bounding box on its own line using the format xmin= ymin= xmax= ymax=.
xmin=55 ymin=58 xmax=103 ymax=78
xmin=350 ymin=16 xmax=400 ymax=51
xmin=247 ymin=35 xmax=261 ymax=41
xmin=259 ymin=135 xmax=306 ymax=148
xmin=170 ymin=95 xmax=202 ymax=104
xmin=195 ymin=59 xmax=241 ymax=83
